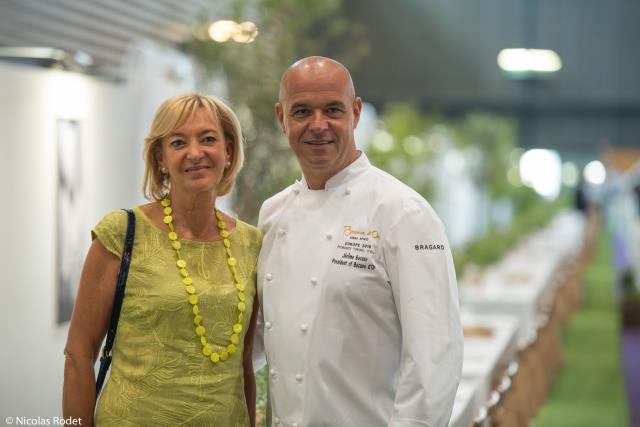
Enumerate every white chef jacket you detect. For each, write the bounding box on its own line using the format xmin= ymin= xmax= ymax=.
xmin=256 ymin=153 xmax=463 ymax=427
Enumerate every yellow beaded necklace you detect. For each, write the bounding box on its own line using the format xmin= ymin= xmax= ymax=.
xmin=160 ymin=197 xmax=246 ymax=363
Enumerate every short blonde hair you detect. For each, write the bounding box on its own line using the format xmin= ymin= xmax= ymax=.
xmin=142 ymin=92 xmax=244 ymax=200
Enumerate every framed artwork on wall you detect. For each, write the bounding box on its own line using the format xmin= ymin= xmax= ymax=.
xmin=56 ymin=118 xmax=86 ymax=324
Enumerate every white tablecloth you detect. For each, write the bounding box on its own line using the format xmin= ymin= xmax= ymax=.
xmin=449 ymin=313 xmax=519 ymax=427
xmin=459 ymin=211 xmax=585 ymax=341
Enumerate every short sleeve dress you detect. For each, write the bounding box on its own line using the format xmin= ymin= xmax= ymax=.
xmin=92 ymin=207 xmax=261 ymax=427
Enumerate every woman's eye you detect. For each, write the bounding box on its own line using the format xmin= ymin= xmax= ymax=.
xmin=169 ymin=140 xmax=186 ymax=148
xmin=202 ymin=136 xmax=217 ymax=144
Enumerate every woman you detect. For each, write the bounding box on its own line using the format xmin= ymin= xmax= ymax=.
xmin=63 ymin=92 xmax=261 ymax=426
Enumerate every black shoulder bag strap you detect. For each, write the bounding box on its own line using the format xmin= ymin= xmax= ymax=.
xmin=95 ymin=208 xmax=136 ymax=397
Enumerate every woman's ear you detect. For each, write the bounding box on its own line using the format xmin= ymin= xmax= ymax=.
xmin=225 ymin=140 xmax=233 ymax=167
xmin=155 ymin=145 xmax=166 ymax=173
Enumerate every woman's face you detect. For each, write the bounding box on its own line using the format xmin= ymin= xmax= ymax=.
xmin=156 ymin=108 xmax=231 ymax=198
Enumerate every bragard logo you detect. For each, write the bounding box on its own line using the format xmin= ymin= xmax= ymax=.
xmin=414 ymin=244 xmax=445 ymax=250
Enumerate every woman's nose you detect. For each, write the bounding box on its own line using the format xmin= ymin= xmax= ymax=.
xmin=186 ymin=141 xmax=204 ymax=161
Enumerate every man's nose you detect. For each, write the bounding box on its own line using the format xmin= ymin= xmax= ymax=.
xmin=309 ymin=111 xmax=329 ymax=133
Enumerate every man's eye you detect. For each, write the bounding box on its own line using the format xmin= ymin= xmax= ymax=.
xmin=292 ymin=109 xmax=309 ymax=117
xmin=327 ymin=107 xmax=344 ymax=115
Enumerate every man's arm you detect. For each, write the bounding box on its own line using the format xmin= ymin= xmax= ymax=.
xmin=384 ymin=204 xmax=463 ymax=427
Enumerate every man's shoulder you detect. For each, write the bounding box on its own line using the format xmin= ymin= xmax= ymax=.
xmin=262 ymin=183 xmax=296 ymax=209
xmin=366 ymin=165 xmax=430 ymax=207
xmin=258 ymin=183 xmax=297 ymax=228
xmin=364 ymin=165 xmax=443 ymax=228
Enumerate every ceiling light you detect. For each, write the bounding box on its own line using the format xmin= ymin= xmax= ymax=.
xmin=497 ymin=48 xmax=562 ymax=78
xmin=584 ymin=160 xmax=606 ymax=185
xmin=209 ymin=20 xmax=258 ymax=44
xmin=232 ymin=21 xmax=258 ymax=44
xmin=208 ymin=20 xmax=237 ymax=43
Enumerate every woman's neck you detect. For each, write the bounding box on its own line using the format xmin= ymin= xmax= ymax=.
xmin=166 ymin=190 xmax=218 ymax=240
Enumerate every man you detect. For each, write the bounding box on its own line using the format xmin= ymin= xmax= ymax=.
xmin=256 ymin=56 xmax=463 ymax=427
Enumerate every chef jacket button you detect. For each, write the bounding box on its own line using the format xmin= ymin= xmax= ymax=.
xmin=300 ymin=324 xmax=308 ymax=333
xmin=270 ymin=368 xmax=277 ymax=377
xmin=266 ymin=273 xmax=273 ymax=281
xmin=310 ymin=277 xmax=318 ymax=286
xmin=265 ymin=321 xmax=272 ymax=329
xmin=325 ymin=233 xmax=332 ymax=240
xmin=345 ymin=188 xmax=351 ymax=195
xmin=292 ymin=187 xmax=300 ymax=195
xmin=295 ymin=373 xmax=303 ymax=382
xmin=274 ymin=417 xmax=281 ymax=425
xmin=292 ymin=423 xmax=299 ymax=427
xmin=277 ymin=229 xmax=286 ymax=238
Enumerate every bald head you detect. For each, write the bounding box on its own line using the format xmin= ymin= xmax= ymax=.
xmin=278 ymin=56 xmax=356 ymax=104
xmin=274 ymin=56 xmax=363 ymax=190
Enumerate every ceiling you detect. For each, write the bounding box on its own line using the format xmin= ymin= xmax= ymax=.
xmin=1 ymin=0 xmax=638 ymax=158
xmin=342 ymin=0 xmax=640 ymax=156
xmin=0 ymin=0 xmax=215 ymax=67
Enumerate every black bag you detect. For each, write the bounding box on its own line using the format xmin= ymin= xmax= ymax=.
xmin=95 ymin=209 xmax=136 ymax=396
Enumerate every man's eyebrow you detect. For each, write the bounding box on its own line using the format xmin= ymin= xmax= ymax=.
xmin=289 ymin=102 xmax=309 ymax=110
xmin=289 ymin=101 xmax=347 ymax=110
xmin=326 ymin=101 xmax=347 ymax=108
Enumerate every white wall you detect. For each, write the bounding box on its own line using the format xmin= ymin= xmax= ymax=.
xmin=0 ymin=52 xmax=197 ymax=417
xmin=0 ymin=62 xmax=140 ymax=417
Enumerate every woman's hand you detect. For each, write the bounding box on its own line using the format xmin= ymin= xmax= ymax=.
xmin=62 ymin=239 xmax=119 ymax=426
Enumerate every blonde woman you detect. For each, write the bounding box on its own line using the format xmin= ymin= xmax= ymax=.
xmin=63 ymin=93 xmax=260 ymax=426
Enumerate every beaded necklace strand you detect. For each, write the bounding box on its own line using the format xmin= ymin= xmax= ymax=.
xmin=160 ymin=198 xmax=246 ymax=363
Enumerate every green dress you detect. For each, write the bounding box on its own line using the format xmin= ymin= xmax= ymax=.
xmin=93 ymin=207 xmax=261 ymax=426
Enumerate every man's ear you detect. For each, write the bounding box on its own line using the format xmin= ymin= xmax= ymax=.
xmin=275 ymin=102 xmax=286 ymax=133
xmin=353 ymin=97 xmax=363 ymax=129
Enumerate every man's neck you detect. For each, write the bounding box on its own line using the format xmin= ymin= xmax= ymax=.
xmin=303 ymin=151 xmax=362 ymax=190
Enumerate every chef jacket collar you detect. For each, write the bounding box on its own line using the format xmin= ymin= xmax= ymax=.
xmin=296 ymin=151 xmax=370 ymax=192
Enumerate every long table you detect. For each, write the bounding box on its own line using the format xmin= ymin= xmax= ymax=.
xmin=449 ymin=211 xmax=586 ymax=427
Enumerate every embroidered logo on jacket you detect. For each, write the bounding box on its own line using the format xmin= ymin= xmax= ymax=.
xmin=414 ymin=244 xmax=446 ymax=251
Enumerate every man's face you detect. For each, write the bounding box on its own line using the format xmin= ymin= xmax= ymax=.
xmin=276 ymin=65 xmax=362 ymax=188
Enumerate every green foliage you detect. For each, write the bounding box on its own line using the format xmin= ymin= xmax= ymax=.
xmin=255 ymin=367 xmax=268 ymax=426
xmin=366 ymin=103 xmax=440 ymax=200
xmin=367 ymin=106 xmax=518 ymax=204
xmin=184 ymin=0 xmax=369 ymax=222
xmin=454 ymin=112 xmax=517 ymax=198
xmin=453 ymin=189 xmax=570 ymax=273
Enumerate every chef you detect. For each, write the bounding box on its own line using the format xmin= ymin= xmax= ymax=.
xmin=256 ymin=56 xmax=463 ymax=427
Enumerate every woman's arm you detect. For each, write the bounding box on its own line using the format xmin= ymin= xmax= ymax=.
xmin=63 ymin=239 xmax=120 ymax=426
xmin=243 ymin=296 xmax=259 ymax=427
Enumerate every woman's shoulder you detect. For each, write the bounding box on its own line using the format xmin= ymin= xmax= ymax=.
xmin=91 ymin=209 xmax=130 ymax=258
xmin=234 ymin=218 xmax=263 ymax=247
xmin=93 ymin=209 xmax=128 ymax=235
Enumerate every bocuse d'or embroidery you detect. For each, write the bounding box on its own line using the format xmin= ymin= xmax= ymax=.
xmin=343 ymin=225 xmax=380 ymax=239
xmin=332 ymin=226 xmax=378 ymax=271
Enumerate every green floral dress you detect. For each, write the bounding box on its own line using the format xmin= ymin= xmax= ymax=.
xmin=93 ymin=207 xmax=261 ymax=426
